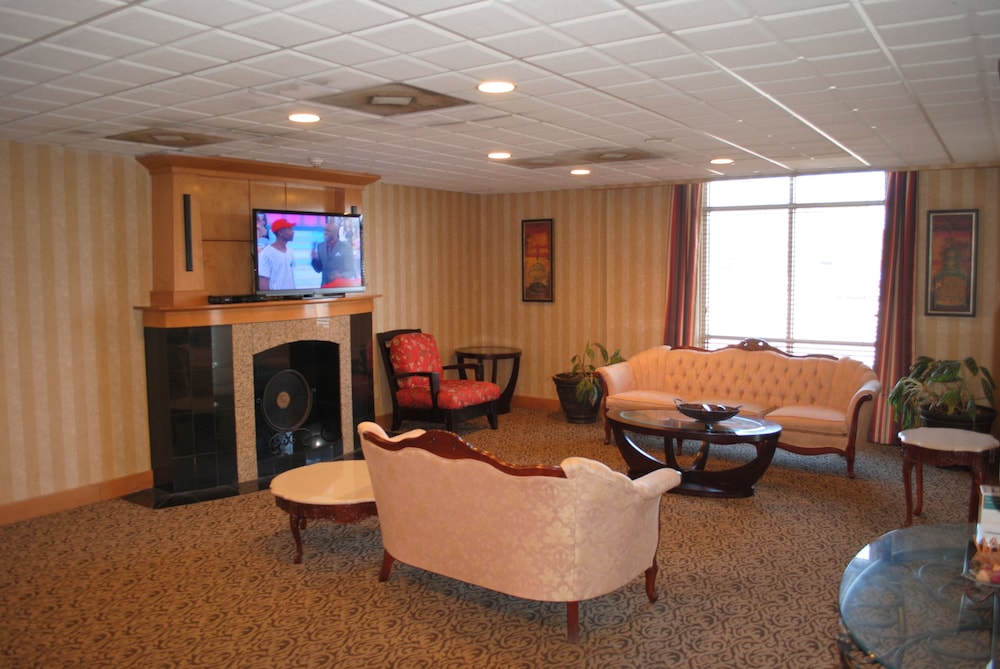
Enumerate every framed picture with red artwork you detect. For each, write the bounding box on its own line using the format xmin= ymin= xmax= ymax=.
xmin=522 ymin=218 xmax=553 ymax=302
xmin=925 ymin=209 xmax=978 ymax=317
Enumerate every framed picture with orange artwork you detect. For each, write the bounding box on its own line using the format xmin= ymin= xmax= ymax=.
xmin=522 ymin=218 xmax=553 ymax=302
xmin=925 ymin=209 xmax=978 ymax=317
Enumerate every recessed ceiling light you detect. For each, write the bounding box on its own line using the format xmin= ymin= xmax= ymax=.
xmin=710 ymin=158 xmax=734 ymax=165
xmin=478 ymin=81 xmax=515 ymax=94
xmin=570 ymin=168 xmax=591 ymax=176
xmin=488 ymin=151 xmax=511 ymax=160
xmin=289 ymin=113 xmax=320 ymax=123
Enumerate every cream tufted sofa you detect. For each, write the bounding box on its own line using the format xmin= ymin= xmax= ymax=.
xmin=357 ymin=421 xmax=681 ymax=643
xmin=597 ymin=339 xmax=881 ymax=478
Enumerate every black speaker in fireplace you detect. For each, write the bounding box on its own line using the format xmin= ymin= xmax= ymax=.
xmin=253 ymin=340 xmax=342 ymax=478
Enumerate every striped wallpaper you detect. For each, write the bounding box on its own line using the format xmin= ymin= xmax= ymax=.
xmin=2 ymin=139 xmax=997 ymax=517
xmin=913 ymin=166 xmax=999 ymax=386
xmin=0 ymin=142 xmax=152 ymax=511
xmin=365 ymin=183 xmax=679 ymax=413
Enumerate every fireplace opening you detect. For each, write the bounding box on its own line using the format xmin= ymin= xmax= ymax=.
xmin=254 ymin=340 xmax=342 ymax=478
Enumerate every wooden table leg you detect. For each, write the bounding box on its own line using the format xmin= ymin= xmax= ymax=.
xmin=969 ymin=452 xmax=989 ymax=522
xmin=289 ymin=513 xmax=306 ymax=564
xmin=902 ymin=446 xmax=916 ymax=527
xmin=915 ymin=460 xmax=924 ymax=517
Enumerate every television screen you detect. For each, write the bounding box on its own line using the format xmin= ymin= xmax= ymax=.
xmin=252 ymin=208 xmax=364 ymax=298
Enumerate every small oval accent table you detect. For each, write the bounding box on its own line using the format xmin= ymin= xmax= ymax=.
xmin=899 ymin=427 xmax=1000 ymax=527
xmin=606 ymin=408 xmax=781 ymax=498
xmin=270 ymin=460 xmax=377 ymax=563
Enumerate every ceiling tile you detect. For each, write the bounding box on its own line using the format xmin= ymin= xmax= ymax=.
xmin=479 ymin=26 xmax=582 ymax=58
xmin=424 ymin=1 xmax=536 ymax=39
xmin=355 ymin=18 xmax=461 ymax=53
xmin=632 ymin=0 xmax=754 ymax=32
xmin=172 ymin=29 xmax=279 ymax=61
xmin=283 ymin=0 xmax=406 ymax=32
xmin=143 ymin=0 xmax=265 ymax=27
xmin=224 ymin=12 xmax=338 ymax=48
xmin=49 ymin=26 xmax=154 ymax=59
xmin=552 ymin=9 xmax=661 ymax=45
xmin=89 ymin=6 xmax=208 ymax=43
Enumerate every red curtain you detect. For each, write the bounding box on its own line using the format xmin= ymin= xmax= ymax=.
xmin=871 ymin=171 xmax=918 ymax=445
xmin=663 ymin=183 xmax=703 ymax=348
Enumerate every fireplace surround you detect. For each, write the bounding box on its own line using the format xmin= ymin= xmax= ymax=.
xmin=141 ymin=299 xmax=375 ymax=495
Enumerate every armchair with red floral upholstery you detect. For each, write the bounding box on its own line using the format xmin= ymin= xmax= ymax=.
xmin=376 ymin=329 xmax=500 ymax=431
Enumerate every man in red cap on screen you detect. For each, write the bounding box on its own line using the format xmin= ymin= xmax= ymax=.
xmin=258 ymin=218 xmax=296 ymax=291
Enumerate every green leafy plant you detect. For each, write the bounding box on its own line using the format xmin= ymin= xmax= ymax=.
xmin=887 ymin=355 xmax=996 ymax=429
xmin=565 ymin=341 xmax=626 ymax=406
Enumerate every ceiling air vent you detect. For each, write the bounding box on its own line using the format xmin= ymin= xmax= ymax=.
xmin=309 ymin=83 xmax=470 ymax=116
xmin=505 ymin=148 xmax=662 ymax=170
xmin=105 ymin=127 xmax=228 ymax=148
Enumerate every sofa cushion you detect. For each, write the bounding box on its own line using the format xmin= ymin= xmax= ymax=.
xmin=606 ymin=391 xmax=769 ymax=418
xmin=765 ymin=405 xmax=848 ymax=432
xmin=396 ymin=379 xmax=499 ymax=409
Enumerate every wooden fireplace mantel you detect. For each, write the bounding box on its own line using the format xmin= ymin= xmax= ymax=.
xmin=136 ymin=153 xmax=380 ymax=308
xmin=137 ymin=294 xmax=378 ymax=329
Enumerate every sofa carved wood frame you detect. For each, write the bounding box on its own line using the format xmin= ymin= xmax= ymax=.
xmin=358 ymin=423 xmax=679 ymax=643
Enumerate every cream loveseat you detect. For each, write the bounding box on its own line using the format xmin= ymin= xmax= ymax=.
xmin=597 ymin=339 xmax=881 ymax=478
xmin=357 ymin=421 xmax=681 ymax=643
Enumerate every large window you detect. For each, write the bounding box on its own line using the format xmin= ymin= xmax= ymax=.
xmin=701 ymin=171 xmax=886 ymax=366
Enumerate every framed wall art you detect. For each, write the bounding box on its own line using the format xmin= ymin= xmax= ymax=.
xmin=925 ymin=208 xmax=978 ymax=317
xmin=522 ymin=218 xmax=553 ymax=302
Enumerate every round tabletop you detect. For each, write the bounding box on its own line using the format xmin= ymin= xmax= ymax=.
xmin=454 ymin=345 xmax=521 ymax=358
xmin=899 ymin=427 xmax=1000 ymax=453
xmin=270 ymin=460 xmax=374 ymax=505
xmin=839 ymin=523 xmax=995 ymax=668
xmin=611 ymin=408 xmax=781 ymax=441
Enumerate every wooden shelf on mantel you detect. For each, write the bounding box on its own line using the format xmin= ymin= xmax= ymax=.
xmin=137 ymin=294 xmax=378 ymax=329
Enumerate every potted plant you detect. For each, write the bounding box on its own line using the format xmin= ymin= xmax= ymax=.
xmin=552 ymin=341 xmax=625 ymax=423
xmin=887 ymin=355 xmax=997 ymax=433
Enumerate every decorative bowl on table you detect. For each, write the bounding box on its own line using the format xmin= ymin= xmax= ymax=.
xmin=673 ymin=400 xmax=741 ymax=423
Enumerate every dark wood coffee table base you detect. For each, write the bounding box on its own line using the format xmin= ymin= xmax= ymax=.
xmin=607 ymin=410 xmax=781 ymax=498
xmin=274 ymin=497 xmax=378 ymax=564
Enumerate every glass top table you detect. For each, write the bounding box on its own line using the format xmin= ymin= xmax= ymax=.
xmin=605 ymin=408 xmax=781 ymax=498
xmin=839 ymin=523 xmax=999 ymax=668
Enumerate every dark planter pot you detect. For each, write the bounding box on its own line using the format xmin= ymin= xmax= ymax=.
xmin=552 ymin=373 xmax=601 ymax=424
xmin=918 ymin=405 xmax=998 ymax=434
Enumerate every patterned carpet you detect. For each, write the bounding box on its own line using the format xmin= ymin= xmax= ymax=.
xmin=0 ymin=408 xmax=971 ymax=668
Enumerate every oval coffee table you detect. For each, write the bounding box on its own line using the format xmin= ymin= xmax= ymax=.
xmin=606 ymin=408 xmax=781 ymax=498
xmin=270 ymin=460 xmax=377 ymax=563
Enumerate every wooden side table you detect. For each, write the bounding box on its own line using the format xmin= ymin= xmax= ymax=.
xmin=270 ymin=460 xmax=377 ymax=563
xmin=900 ymin=427 xmax=1000 ymax=526
xmin=455 ymin=346 xmax=522 ymax=414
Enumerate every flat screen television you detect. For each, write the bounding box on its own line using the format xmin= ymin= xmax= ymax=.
xmin=252 ymin=208 xmax=364 ymax=299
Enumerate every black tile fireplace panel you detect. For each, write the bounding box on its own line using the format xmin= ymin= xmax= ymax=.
xmin=145 ymin=325 xmax=237 ymax=493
